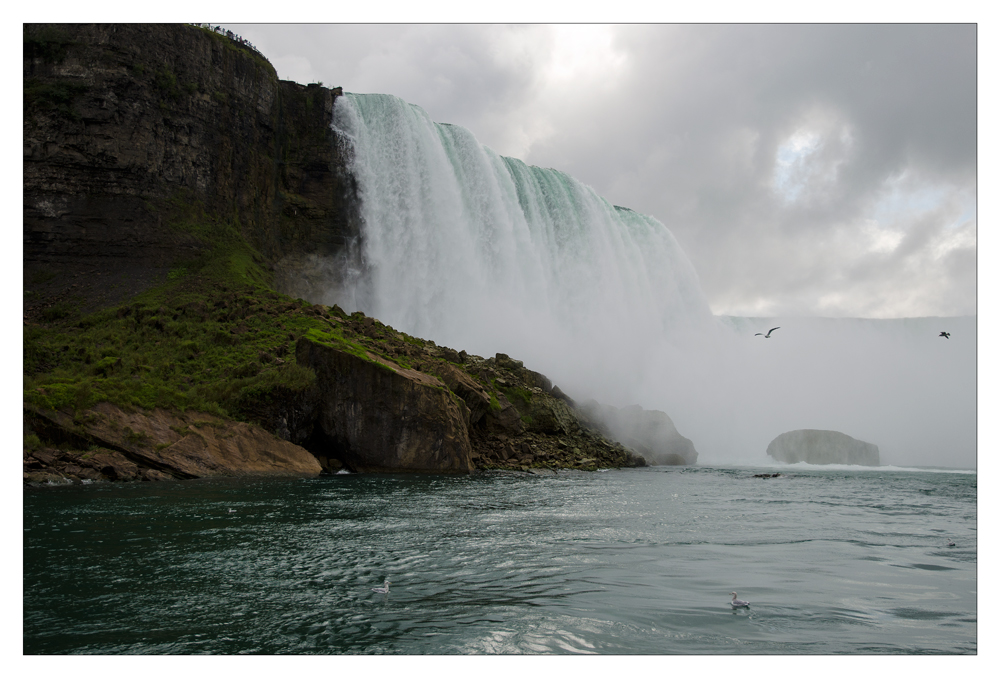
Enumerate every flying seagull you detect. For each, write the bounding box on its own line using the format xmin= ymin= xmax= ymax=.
xmin=755 ymin=327 xmax=780 ymax=338
xmin=939 ymin=332 xmax=951 ymax=339
xmin=371 ymin=580 xmax=391 ymax=594
xmin=730 ymin=592 xmax=750 ymax=608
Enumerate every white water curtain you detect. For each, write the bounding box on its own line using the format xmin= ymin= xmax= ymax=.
xmin=331 ymin=93 xmax=712 ymax=380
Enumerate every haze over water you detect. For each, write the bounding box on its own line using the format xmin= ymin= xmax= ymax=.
xmin=291 ymin=93 xmax=976 ymax=469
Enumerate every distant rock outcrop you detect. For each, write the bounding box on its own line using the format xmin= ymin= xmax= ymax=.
xmin=578 ymin=401 xmax=698 ymax=465
xmin=766 ymin=429 xmax=879 ymax=466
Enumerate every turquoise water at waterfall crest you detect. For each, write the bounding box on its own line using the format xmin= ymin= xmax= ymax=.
xmin=23 ymin=466 xmax=976 ymax=654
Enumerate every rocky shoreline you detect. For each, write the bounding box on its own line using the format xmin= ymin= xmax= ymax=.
xmin=25 ymin=300 xmax=706 ymax=486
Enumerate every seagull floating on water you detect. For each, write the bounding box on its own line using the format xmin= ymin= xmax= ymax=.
xmin=730 ymin=592 xmax=750 ymax=608
xmin=939 ymin=331 xmax=951 ymax=339
xmin=371 ymin=580 xmax=390 ymax=594
xmin=755 ymin=327 xmax=780 ymax=338
xmin=947 ymin=539 xmax=956 ymax=547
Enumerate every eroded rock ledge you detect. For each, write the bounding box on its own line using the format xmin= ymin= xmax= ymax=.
xmin=24 ymin=402 xmax=321 ymax=484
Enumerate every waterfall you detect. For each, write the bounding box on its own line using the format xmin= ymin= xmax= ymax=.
xmin=328 ymin=93 xmax=713 ymax=402
xmin=311 ymin=93 xmax=974 ymax=468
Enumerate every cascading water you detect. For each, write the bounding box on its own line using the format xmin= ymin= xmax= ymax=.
xmin=328 ymin=93 xmax=713 ymax=404
xmin=309 ymin=92 xmax=974 ymax=469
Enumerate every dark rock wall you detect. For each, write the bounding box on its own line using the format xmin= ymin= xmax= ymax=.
xmin=23 ymin=23 xmax=359 ymax=316
xmin=296 ymin=338 xmax=475 ymax=473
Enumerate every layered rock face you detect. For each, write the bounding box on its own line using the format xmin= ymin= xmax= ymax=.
xmin=296 ymin=337 xmax=474 ymax=473
xmin=766 ymin=429 xmax=880 ymax=466
xmin=24 ymin=23 xmax=359 ymax=317
xmin=24 ymin=402 xmax=322 ymax=483
xmin=578 ymin=401 xmax=698 ymax=465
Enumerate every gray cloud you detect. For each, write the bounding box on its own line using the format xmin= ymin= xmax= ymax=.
xmin=226 ymin=23 xmax=976 ymax=318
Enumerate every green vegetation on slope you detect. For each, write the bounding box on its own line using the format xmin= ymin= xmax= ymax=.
xmin=23 ymin=198 xmax=330 ymax=419
xmin=23 ymin=276 xmax=324 ymax=418
xmin=21 ymin=192 xmax=469 ymax=423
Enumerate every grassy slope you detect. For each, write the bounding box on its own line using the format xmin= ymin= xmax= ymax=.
xmin=25 ymin=200 xmax=332 ymax=420
xmin=23 ymin=198 xmax=488 ymax=426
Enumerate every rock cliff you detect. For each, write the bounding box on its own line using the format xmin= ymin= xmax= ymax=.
xmin=766 ymin=429 xmax=880 ymax=466
xmin=22 ymin=24 xmax=677 ymax=483
xmin=296 ymin=336 xmax=474 ymax=473
xmin=24 ymin=23 xmax=359 ymax=319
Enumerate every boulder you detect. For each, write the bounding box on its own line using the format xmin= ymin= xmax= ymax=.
xmin=766 ymin=429 xmax=880 ymax=466
xmin=296 ymin=337 xmax=474 ymax=473
xmin=579 ymin=401 xmax=698 ymax=465
xmin=480 ymin=392 xmax=524 ymax=436
xmin=524 ymin=395 xmax=578 ymax=435
xmin=435 ymin=363 xmax=493 ymax=425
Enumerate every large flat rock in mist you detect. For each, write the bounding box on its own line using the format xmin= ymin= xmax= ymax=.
xmin=579 ymin=401 xmax=697 ymax=465
xmin=766 ymin=429 xmax=879 ymax=466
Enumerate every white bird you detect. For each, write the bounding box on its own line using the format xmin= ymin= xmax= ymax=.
xmin=730 ymin=592 xmax=750 ymax=608
xmin=755 ymin=327 xmax=780 ymax=338
xmin=228 ymin=508 xmax=236 ymax=513
xmin=947 ymin=539 xmax=956 ymax=547
xmin=371 ymin=580 xmax=390 ymax=594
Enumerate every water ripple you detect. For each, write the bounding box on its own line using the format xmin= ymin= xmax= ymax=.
xmin=24 ymin=468 xmax=976 ymax=654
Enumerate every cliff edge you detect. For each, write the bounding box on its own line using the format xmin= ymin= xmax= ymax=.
xmin=24 ymin=23 xmax=359 ymax=319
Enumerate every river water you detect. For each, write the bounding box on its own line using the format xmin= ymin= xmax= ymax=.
xmin=23 ymin=465 xmax=976 ymax=654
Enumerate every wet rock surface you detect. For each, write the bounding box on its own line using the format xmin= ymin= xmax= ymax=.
xmin=296 ymin=337 xmax=474 ymax=474
xmin=24 ymin=402 xmax=321 ymax=484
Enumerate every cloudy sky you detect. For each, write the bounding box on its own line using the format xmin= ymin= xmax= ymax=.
xmin=222 ymin=23 xmax=977 ymax=319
